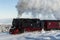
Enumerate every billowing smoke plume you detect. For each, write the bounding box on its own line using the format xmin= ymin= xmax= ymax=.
xmin=16 ymin=0 xmax=60 ymax=20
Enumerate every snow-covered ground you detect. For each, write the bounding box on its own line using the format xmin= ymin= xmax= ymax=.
xmin=0 ymin=30 xmax=60 ymax=40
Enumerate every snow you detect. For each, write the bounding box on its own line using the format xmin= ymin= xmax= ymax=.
xmin=1 ymin=0 xmax=60 ymax=40
xmin=0 ymin=30 xmax=60 ymax=40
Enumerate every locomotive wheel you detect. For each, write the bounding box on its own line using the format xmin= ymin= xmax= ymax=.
xmin=9 ymin=26 xmax=24 ymax=34
xmin=44 ymin=28 xmax=51 ymax=31
xmin=18 ymin=28 xmax=24 ymax=33
xmin=9 ymin=28 xmax=24 ymax=34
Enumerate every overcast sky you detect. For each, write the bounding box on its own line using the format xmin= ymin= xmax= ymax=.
xmin=0 ymin=0 xmax=18 ymax=19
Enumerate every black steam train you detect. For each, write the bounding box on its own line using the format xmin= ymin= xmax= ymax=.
xmin=9 ymin=18 xmax=60 ymax=34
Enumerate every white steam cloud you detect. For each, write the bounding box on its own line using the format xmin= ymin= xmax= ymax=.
xmin=16 ymin=0 xmax=60 ymax=20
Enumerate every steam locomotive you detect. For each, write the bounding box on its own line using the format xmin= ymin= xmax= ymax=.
xmin=9 ymin=18 xmax=60 ymax=34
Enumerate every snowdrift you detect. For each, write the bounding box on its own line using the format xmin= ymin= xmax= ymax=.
xmin=0 ymin=31 xmax=60 ymax=40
